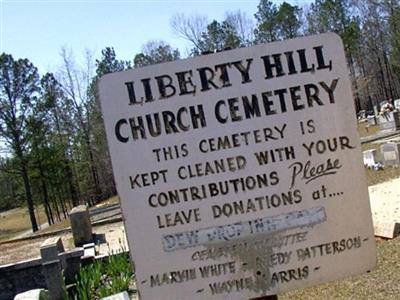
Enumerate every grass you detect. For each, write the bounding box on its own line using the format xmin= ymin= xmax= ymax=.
xmin=93 ymin=196 xmax=120 ymax=208
xmin=0 ymin=205 xmax=48 ymax=242
xmin=0 ymin=196 xmax=121 ymax=242
xmin=38 ymin=218 xmax=71 ymax=234
xmin=357 ymin=122 xmax=380 ymax=138
xmin=365 ymin=166 xmax=400 ymax=186
xmin=69 ymin=250 xmax=134 ymax=300
xmin=281 ymin=237 xmax=400 ymax=299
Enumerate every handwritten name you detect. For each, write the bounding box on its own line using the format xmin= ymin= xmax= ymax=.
xmin=289 ymin=158 xmax=342 ymax=188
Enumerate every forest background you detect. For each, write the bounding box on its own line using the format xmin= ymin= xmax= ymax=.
xmin=1 ymin=0 xmax=400 ymax=232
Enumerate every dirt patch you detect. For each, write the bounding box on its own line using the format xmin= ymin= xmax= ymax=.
xmin=358 ymin=122 xmax=380 ymax=138
xmin=0 ymin=221 xmax=126 ymax=265
xmin=0 ymin=233 xmax=72 ymax=265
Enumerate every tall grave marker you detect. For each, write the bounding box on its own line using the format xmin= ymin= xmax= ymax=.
xmin=99 ymin=33 xmax=376 ymax=300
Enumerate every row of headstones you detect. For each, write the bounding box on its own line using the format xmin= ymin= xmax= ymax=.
xmin=359 ymin=99 xmax=400 ymax=119
xmin=14 ymin=206 xmax=93 ymax=300
xmin=14 ymin=206 xmax=129 ymax=300
xmin=367 ymin=111 xmax=400 ymax=132
xmin=363 ymin=142 xmax=400 ymax=167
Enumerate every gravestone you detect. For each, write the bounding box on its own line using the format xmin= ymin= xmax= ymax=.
xmin=13 ymin=289 xmax=49 ymax=300
xmin=83 ymin=242 xmax=96 ymax=257
xmin=374 ymin=105 xmax=379 ymax=116
xmin=363 ymin=149 xmax=378 ymax=167
xmin=101 ymin=291 xmax=130 ymax=300
xmin=367 ymin=115 xmax=376 ymax=126
xmin=380 ymin=142 xmax=400 ymax=166
xmin=70 ymin=205 xmax=93 ymax=246
xmin=394 ymin=99 xmax=400 ymax=110
xmin=42 ymin=260 xmax=64 ymax=300
xmin=379 ymin=111 xmax=400 ymax=132
xmin=373 ymin=220 xmax=400 ymax=239
xmin=59 ymin=249 xmax=84 ymax=285
xmin=40 ymin=237 xmax=64 ymax=262
xmin=40 ymin=238 xmax=66 ymax=300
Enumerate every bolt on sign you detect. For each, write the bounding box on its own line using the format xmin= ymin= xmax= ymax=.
xmin=99 ymin=33 xmax=376 ymax=300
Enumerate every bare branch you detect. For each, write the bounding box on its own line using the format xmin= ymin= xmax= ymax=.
xmin=170 ymin=13 xmax=208 ymax=51
xmin=225 ymin=10 xmax=255 ymax=45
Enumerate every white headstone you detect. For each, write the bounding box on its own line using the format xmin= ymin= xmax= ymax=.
xmin=379 ymin=111 xmax=400 ymax=132
xmin=363 ymin=149 xmax=378 ymax=167
xmin=367 ymin=115 xmax=376 ymax=126
xmin=101 ymin=291 xmax=130 ymax=300
xmin=99 ymin=33 xmax=376 ymax=299
xmin=14 ymin=289 xmax=48 ymax=300
xmin=394 ymin=99 xmax=400 ymax=110
xmin=380 ymin=142 xmax=400 ymax=166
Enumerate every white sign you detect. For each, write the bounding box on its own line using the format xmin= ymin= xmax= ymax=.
xmin=99 ymin=33 xmax=376 ymax=300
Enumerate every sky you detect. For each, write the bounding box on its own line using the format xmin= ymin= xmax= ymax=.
xmin=1 ymin=0 xmax=313 ymax=75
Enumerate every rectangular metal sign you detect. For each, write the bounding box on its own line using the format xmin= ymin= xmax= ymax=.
xmin=99 ymin=33 xmax=376 ymax=299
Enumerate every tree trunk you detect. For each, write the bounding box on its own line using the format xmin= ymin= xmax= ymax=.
xmin=377 ymin=55 xmax=389 ymax=102
xmin=21 ymin=162 xmax=38 ymax=232
xmin=348 ymin=54 xmax=361 ymax=111
xmin=50 ymin=185 xmax=61 ymax=221
xmin=72 ymin=164 xmax=82 ymax=203
xmin=86 ymin=138 xmax=102 ymax=197
xmin=359 ymin=54 xmax=372 ymax=110
xmin=382 ymin=49 xmax=395 ymax=103
xmin=64 ymin=159 xmax=80 ymax=207
xmin=57 ymin=189 xmax=67 ymax=219
xmin=53 ymin=109 xmax=80 ymax=207
xmin=43 ymin=204 xmax=51 ymax=226
xmin=39 ymin=163 xmax=54 ymax=225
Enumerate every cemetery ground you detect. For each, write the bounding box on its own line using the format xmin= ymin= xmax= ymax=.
xmin=358 ymin=123 xmax=400 ymax=185
xmin=0 ymin=196 xmax=120 ymax=243
xmin=281 ymin=236 xmax=400 ymax=299
xmin=0 ymin=125 xmax=400 ymax=299
xmin=0 ymin=205 xmax=48 ymax=242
